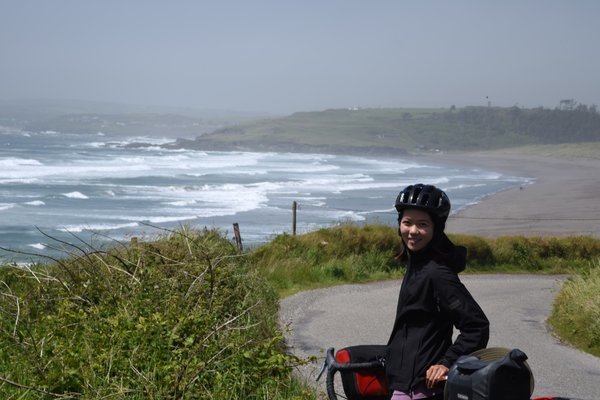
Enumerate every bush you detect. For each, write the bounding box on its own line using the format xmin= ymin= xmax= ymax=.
xmin=449 ymin=234 xmax=494 ymax=267
xmin=0 ymin=228 xmax=313 ymax=399
xmin=451 ymin=235 xmax=600 ymax=272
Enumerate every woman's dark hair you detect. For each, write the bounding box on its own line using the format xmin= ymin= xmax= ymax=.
xmin=396 ymin=224 xmax=466 ymax=273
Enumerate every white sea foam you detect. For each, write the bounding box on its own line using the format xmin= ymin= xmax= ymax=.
xmin=145 ymin=215 xmax=199 ymax=223
xmin=186 ymin=169 xmax=268 ymax=176
xmin=101 ymin=136 xmax=178 ymax=148
xmin=121 ymin=182 xmax=271 ymax=214
xmin=352 ymin=157 xmax=425 ymax=172
xmin=328 ymin=210 xmax=365 ymax=221
xmin=165 ymin=200 xmax=198 ymax=206
xmin=444 ymin=183 xmax=487 ymax=191
xmin=1 ymin=160 xmax=151 ymax=181
xmin=357 ymin=208 xmax=396 ymax=216
xmin=0 ymin=149 xmax=338 ymax=183
xmin=0 ymin=203 xmax=16 ymax=211
xmin=292 ymin=175 xmax=399 ymax=193
xmin=289 ymin=196 xmax=327 ymax=207
xmin=62 ymin=192 xmax=89 ymax=199
xmin=117 ymin=156 xmax=154 ymax=164
xmin=0 ymin=178 xmax=39 ymax=184
xmin=427 ymin=177 xmax=451 ymax=185
xmin=0 ymin=158 xmax=43 ymax=167
xmin=58 ymin=222 xmax=139 ymax=233
xmin=24 ymin=200 xmax=46 ymax=206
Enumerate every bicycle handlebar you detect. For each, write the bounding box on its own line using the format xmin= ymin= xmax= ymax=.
xmin=316 ymin=347 xmax=386 ymax=400
xmin=319 ymin=347 xmax=385 ymax=374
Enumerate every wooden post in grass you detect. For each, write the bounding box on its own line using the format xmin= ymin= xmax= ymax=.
xmin=233 ymin=223 xmax=243 ymax=253
xmin=292 ymin=201 xmax=297 ymax=236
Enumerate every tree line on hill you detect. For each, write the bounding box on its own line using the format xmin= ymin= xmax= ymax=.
xmin=442 ymin=103 xmax=600 ymax=144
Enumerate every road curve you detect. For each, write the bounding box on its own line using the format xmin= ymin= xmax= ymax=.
xmin=279 ymin=275 xmax=600 ymax=399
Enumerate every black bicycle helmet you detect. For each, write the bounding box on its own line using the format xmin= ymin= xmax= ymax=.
xmin=394 ymin=183 xmax=451 ymax=223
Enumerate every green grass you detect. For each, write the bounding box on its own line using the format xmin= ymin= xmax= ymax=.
xmin=1 ymin=224 xmax=598 ymax=397
xmin=549 ymin=258 xmax=600 ymax=357
xmin=250 ymin=224 xmax=403 ymax=297
xmin=251 ymin=223 xmax=600 ymax=297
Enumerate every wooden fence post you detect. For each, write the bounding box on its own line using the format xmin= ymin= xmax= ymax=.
xmin=233 ymin=223 xmax=243 ymax=253
xmin=292 ymin=201 xmax=297 ymax=235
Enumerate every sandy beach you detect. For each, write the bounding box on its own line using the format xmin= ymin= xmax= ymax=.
xmin=421 ymin=150 xmax=600 ymax=238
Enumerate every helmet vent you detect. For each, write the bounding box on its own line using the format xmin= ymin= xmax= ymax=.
xmin=394 ymin=183 xmax=451 ymax=221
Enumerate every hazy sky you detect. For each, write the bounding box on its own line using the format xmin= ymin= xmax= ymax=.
xmin=1 ymin=1 xmax=599 ymax=114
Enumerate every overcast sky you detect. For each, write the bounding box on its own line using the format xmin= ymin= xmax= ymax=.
xmin=1 ymin=1 xmax=599 ymax=114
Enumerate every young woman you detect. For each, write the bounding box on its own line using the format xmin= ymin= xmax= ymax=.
xmin=386 ymin=184 xmax=489 ymax=400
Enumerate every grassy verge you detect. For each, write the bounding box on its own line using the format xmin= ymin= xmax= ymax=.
xmin=549 ymin=258 xmax=600 ymax=357
xmin=250 ymin=224 xmax=600 ymax=297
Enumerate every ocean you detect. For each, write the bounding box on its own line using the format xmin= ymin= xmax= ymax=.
xmin=0 ymin=129 xmax=529 ymax=263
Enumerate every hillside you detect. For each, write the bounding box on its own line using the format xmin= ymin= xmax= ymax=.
xmin=4 ymin=101 xmax=599 ymax=151
xmin=174 ymin=105 xmax=600 ymax=155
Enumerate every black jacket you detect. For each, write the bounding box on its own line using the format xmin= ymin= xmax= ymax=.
xmin=386 ymin=243 xmax=489 ymax=392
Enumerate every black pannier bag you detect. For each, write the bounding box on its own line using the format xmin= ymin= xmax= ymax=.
xmin=335 ymin=345 xmax=389 ymax=400
xmin=445 ymin=347 xmax=534 ymax=400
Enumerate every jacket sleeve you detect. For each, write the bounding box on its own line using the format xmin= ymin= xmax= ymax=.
xmin=432 ymin=266 xmax=489 ymax=367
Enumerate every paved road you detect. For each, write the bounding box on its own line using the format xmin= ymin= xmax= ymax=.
xmin=280 ymin=275 xmax=600 ymax=399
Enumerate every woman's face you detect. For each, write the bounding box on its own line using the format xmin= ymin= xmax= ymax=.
xmin=399 ymin=208 xmax=435 ymax=252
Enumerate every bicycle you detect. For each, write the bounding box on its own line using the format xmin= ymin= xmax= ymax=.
xmin=317 ymin=345 xmax=581 ymax=400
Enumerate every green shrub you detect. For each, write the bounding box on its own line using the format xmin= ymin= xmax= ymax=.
xmin=0 ymin=228 xmax=314 ymax=399
xmin=449 ymin=234 xmax=494 ymax=267
xmin=453 ymin=235 xmax=600 ymax=272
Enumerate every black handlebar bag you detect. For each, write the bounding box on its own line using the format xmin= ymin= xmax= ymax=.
xmin=445 ymin=348 xmax=534 ymax=400
xmin=335 ymin=345 xmax=389 ymax=400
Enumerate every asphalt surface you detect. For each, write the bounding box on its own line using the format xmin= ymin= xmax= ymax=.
xmin=279 ymin=275 xmax=600 ymax=399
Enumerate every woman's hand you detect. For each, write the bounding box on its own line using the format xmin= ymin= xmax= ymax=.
xmin=425 ymin=364 xmax=449 ymax=389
